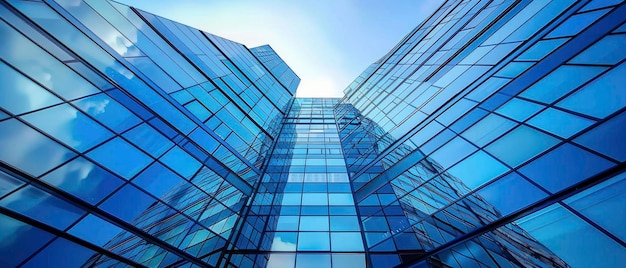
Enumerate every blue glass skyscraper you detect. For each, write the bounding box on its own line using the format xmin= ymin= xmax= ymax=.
xmin=1 ymin=0 xmax=626 ymax=267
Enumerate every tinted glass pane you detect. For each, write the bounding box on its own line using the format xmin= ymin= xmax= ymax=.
xmin=267 ymin=253 xmax=295 ymax=268
xmin=447 ymin=151 xmax=509 ymax=190
xmin=517 ymin=204 xmax=626 ymax=267
xmin=297 ymin=232 xmax=330 ymax=251
xmin=299 ymin=216 xmax=329 ymax=231
xmin=133 ymin=162 xmax=185 ymax=198
xmin=123 ymin=123 xmax=173 ymax=158
xmin=87 ymin=137 xmax=152 ymax=179
xmin=476 ymin=172 xmax=547 ymax=216
xmin=0 ymin=185 xmax=84 ymax=229
xmin=495 ymin=97 xmax=543 ymax=122
xmin=99 ymin=185 xmax=158 ymax=223
xmin=569 ymin=34 xmax=626 ymax=65
xmin=462 ymin=114 xmax=517 ymax=147
xmin=0 ymin=171 xmax=24 ymax=198
xmin=73 ymin=94 xmax=140 ymax=133
xmin=0 ymin=214 xmax=54 ymax=267
xmin=330 ymin=232 xmax=364 ymax=251
xmin=41 ymin=157 xmax=123 ymax=204
xmin=519 ymin=143 xmax=613 ymax=193
xmin=22 ymin=104 xmax=113 ymax=151
xmin=0 ymin=119 xmax=75 ymax=176
xmin=574 ymin=111 xmax=626 ymax=161
xmin=296 ymin=253 xmax=331 ymax=268
xmin=160 ymin=146 xmax=201 ymax=179
xmin=527 ymin=108 xmax=594 ymax=138
xmin=0 ymin=60 xmax=61 ymax=115
xmin=22 ymin=238 xmax=96 ymax=268
xmin=68 ymin=214 xmax=123 ymax=246
xmin=519 ymin=66 xmax=606 ymax=104
xmin=270 ymin=232 xmax=298 ymax=251
xmin=485 ymin=125 xmax=559 ymax=167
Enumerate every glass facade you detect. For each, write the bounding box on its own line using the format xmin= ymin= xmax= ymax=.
xmin=1 ymin=0 xmax=626 ymax=267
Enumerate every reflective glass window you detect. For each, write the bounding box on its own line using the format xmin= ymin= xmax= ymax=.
xmin=485 ymin=125 xmax=559 ymax=167
xmin=299 ymin=216 xmax=329 ymax=231
xmin=495 ymin=97 xmax=543 ymax=122
xmin=527 ymin=108 xmax=594 ymax=138
xmin=429 ymin=137 xmax=476 ymax=169
xmin=99 ymin=184 xmax=158 ymax=223
xmin=270 ymin=232 xmax=298 ymax=251
xmin=517 ymin=204 xmax=626 ymax=267
xmin=332 ymin=254 xmax=366 ymax=268
xmin=73 ymin=94 xmax=140 ymax=133
xmin=0 ymin=61 xmax=61 ymax=115
xmin=331 ymin=232 xmax=364 ymax=251
xmin=267 ymin=253 xmax=295 ymax=268
xmin=0 ymin=214 xmax=54 ymax=267
xmin=160 ymin=146 xmax=201 ymax=179
xmin=519 ymin=66 xmax=606 ymax=104
xmin=87 ymin=137 xmax=152 ymax=179
xmin=68 ymin=214 xmax=123 ymax=246
xmin=297 ymin=232 xmax=330 ymax=251
xmin=330 ymin=216 xmax=361 ymax=231
xmin=546 ymin=9 xmax=608 ymax=38
xmin=557 ymin=62 xmax=626 ymax=119
xmin=0 ymin=171 xmax=24 ymax=198
xmin=296 ymin=253 xmax=331 ymax=268
xmin=569 ymin=34 xmax=626 ymax=65
xmin=21 ymin=238 xmax=96 ymax=268
xmin=575 ymin=111 xmax=626 ymax=161
xmin=476 ymin=172 xmax=547 ymax=216
xmin=462 ymin=114 xmax=516 ymax=147
xmin=0 ymin=119 xmax=75 ymax=176
xmin=133 ymin=162 xmax=185 ymax=198
xmin=517 ymin=38 xmax=568 ymax=61
xmin=447 ymin=151 xmax=509 ymax=190
xmin=22 ymin=104 xmax=113 ymax=151
xmin=41 ymin=157 xmax=123 ymax=204
xmin=276 ymin=216 xmax=300 ymax=231
xmin=519 ymin=143 xmax=613 ymax=193
xmin=123 ymin=123 xmax=173 ymax=158
xmin=0 ymin=185 xmax=84 ymax=229
xmin=565 ymin=172 xmax=626 ymax=241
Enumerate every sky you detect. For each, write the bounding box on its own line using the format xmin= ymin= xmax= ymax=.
xmin=116 ymin=0 xmax=441 ymax=98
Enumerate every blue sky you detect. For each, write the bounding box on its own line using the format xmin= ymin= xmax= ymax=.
xmin=116 ymin=0 xmax=441 ymax=97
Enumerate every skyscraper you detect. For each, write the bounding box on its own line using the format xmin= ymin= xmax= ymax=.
xmin=1 ymin=0 xmax=625 ymax=268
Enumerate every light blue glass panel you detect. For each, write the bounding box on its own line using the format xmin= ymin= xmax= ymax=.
xmin=495 ymin=62 xmax=534 ymax=78
xmin=302 ymin=193 xmax=328 ymax=206
xmin=476 ymin=172 xmax=547 ymax=216
xmin=332 ymin=254 xmax=366 ymax=268
xmin=569 ymin=34 xmax=626 ymax=65
xmin=485 ymin=125 xmax=559 ymax=167
xmin=297 ymin=232 xmax=330 ymax=251
xmin=160 ymin=146 xmax=201 ymax=179
xmin=68 ymin=214 xmax=123 ymax=246
xmin=0 ymin=214 xmax=54 ymax=267
xmin=575 ymin=111 xmax=626 ymax=161
xmin=527 ymin=108 xmax=595 ymax=138
xmin=299 ymin=216 xmax=329 ymax=231
xmin=519 ymin=143 xmax=613 ymax=193
xmin=0 ymin=119 xmax=75 ymax=176
xmin=0 ymin=20 xmax=98 ymax=101
xmin=0 ymin=61 xmax=61 ymax=115
xmin=429 ymin=137 xmax=476 ymax=169
xmin=270 ymin=232 xmax=298 ymax=251
xmin=41 ymin=157 xmax=123 ymax=205
xmin=495 ymin=98 xmax=543 ymax=122
xmin=0 ymin=185 xmax=84 ymax=229
xmin=328 ymin=193 xmax=354 ymax=206
xmin=281 ymin=193 xmax=301 ymax=206
xmin=447 ymin=151 xmax=509 ymax=190
xmin=330 ymin=216 xmax=361 ymax=231
xmin=22 ymin=104 xmax=113 ymax=152
xmin=276 ymin=216 xmax=300 ymax=231
xmin=87 ymin=137 xmax=152 ymax=179
xmin=73 ymin=94 xmax=141 ymax=133
xmin=517 ymin=38 xmax=568 ymax=61
xmin=21 ymin=238 xmax=95 ymax=268
xmin=461 ymin=114 xmax=517 ymax=147
xmin=267 ymin=254 xmax=295 ymax=268
xmin=519 ymin=66 xmax=606 ymax=104
xmin=331 ymin=232 xmax=364 ymax=251
xmin=581 ymin=0 xmax=624 ymax=11
xmin=296 ymin=254 xmax=331 ymax=268
xmin=0 ymin=110 xmax=8 ymax=121
xmin=557 ymin=63 xmax=626 ymax=119
xmin=546 ymin=9 xmax=609 ymax=38
xmin=565 ymin=172 xmax=626 ymax=241
xmin=123 ymin=123 xmax=173 ymax=158
xmin=0 ymin=171 xmax=24 ymax=198
xmin=517 ymin=204 xmax=626 ymax=267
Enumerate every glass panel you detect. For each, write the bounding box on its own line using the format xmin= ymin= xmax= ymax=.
xmin=429 ymin=137 xmax=476 ymax=169
xmin=267 ymin=253 xmax=295 ymax=268
xmin=495 ymin=97 xmax=543 ymax=122
xmin=0 ymin=214 xmax=54 ymax=267
xmin=565 ymin=172 xmax=626 ymax=241
xmin=517 ymin=38 xmax=568 ymax=61
xmin=527 ymin=108 xmax=594 ymax=138
xmin=68 ymin=214 xmax=123 ymax=246
xmin=73 ymin=94 xmax=141 ymax=133
xmin=476 ymin=172 xmax=547 ymax=216
xmin=296 ymin=253 xmax=331 ymax=268
xmin=123 ymin=123 xmax=173 ymax=158
xmin=87 ymin=137 xmax=152 ymax=179
xmin=330 ymin=232 xmax=364 ymax=251
xmin=297 ymin=232 xmax=330 ymax=251
xmin=99 ymin=184 xmax=158 ymax=223
xmin=41 ymin=157 xmax=123 ymax=204
xmin=447 ymin=151 xmax=509 ymax=190
xmin=21 ymin=238 xmax=96 ymax=268
xmin=574 ymin=110 xmax=626 ymax=161
xmin=21 ymin=104 xmax=113 ymax=151
xmin=546 ymin=9 xmax=609 ymax=38
xmin=517 ymin=204 xmax=626 ymax=267
xmin=557 ymin=62 xmax=626 ymax=119
xmin=0 ymin=60 xmax=61 ymax=115
xmin=519 ymin=65 xmax=606 ymax=104
xmin=0 ymin=185 xmax=84 ymax=229
xmin=461 ymin=114 xmax=517 ymax=147
xmin=332 ymin=254 xmax=366 ymax=268
xmin=133 ymin=162 xmax=185 ymax=198
xmin=299 ymin=216 xmax=329 ymax=231
xmin=0 ymin=171 xmax=24 ymax=198
xmin=160 ymin=146 xmax=201 ymax=179
xmin=569 ymin=34 xmax=626 ymax=65
xmin=0 ymin=119 xmax=75 ymax=176
xmin=270 ymin=232 xmax=298 ymax=251
xmin=519 ymin=143 xmax=613 ymax=193
xmin=485 ymin=125 xmax=559 ymax=167
xmin=330 ymin=216 xmax=361 ymax=231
